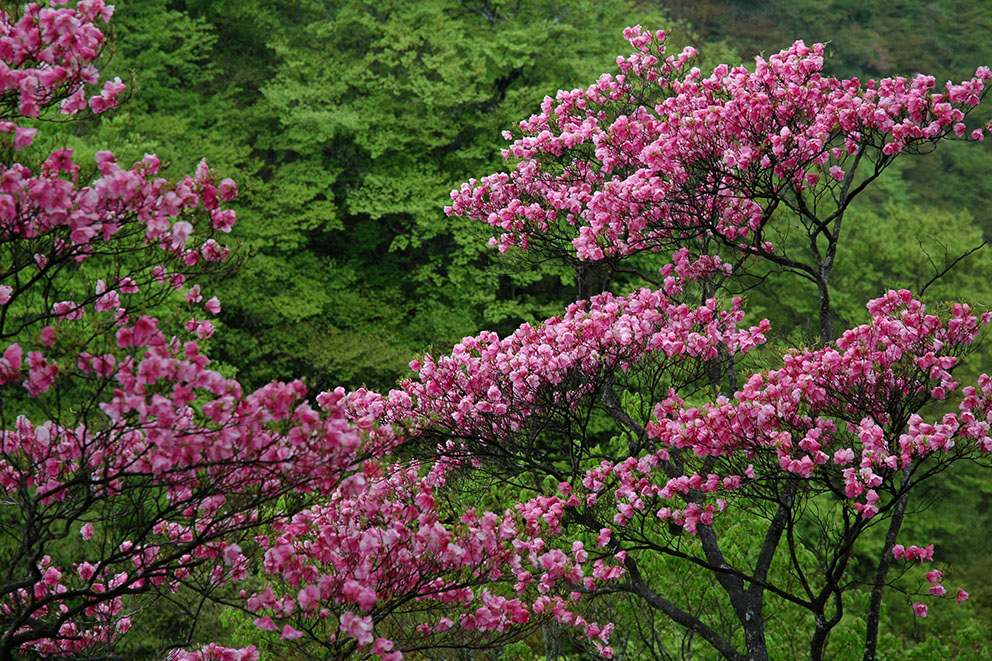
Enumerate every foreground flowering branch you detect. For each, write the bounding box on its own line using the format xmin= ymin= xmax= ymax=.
xmin=0 ymin=3 xmax=374 ymax=658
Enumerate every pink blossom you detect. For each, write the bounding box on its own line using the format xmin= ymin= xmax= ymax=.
xmin=13 ymin=127 xmax=36 ymax=150
xmin=280 ymin=625 xmax=303 ymax=641
xmin=597 ymin=528 xmax=612 ymax=548
xmin=340 ymin=611 xmax=374 ymax=647
xmin=297 ymin=584 xmax=321 ymax=611
xmin=211 ymin=209 xmax=235 ymax=232
xmin=0 ymin=343 xmax=24 ymax=385
xmin=171 ymin=221 xmax=193 ymax=248
xmin=222 ymin=544 xmax=242 ymax=566
xmin=39 ymin=326 xmax=55 ymax=347
xmin=218 ymin=178 xmax=238 ymax=201
xmin=253 ymin=616 xmax=278 ymax=632
xmin=185 ymin=284 xmax=203 ymax=304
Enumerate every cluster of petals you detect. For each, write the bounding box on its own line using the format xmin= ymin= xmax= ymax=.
xmin=0 ymin=1 xmax=116 ymax=125
xmin=628 ymin=291 xmax=992 ymax=533
xmin=345 ymin=281 xmax=768 ymax=446
xmin=581 ymin=454 xmax=743 ymax=535
xmin=0 ymin=553 xmax=137 ymax=656
xmin=316 ymin=267 xmax=773 ymax=654
xmin=889 ymin=552 xmax=970 ymax=615
xmin=0 ymin=1 xmax=239 ymax=336
xmin=246 ymin=460 xmax=618 ymax=657
xmin=0 ymin=149 xmax=237 ymax=268
xmin=447 ymin=27 xmax=990 ymax=262
xmin=2 ymin=312 xmax=364 ymax=499
xmin=168 ymin=645 xmax=259 ymax=661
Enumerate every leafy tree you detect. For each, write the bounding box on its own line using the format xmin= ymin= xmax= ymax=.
xmin=210 ymin=0 xmax=675 ymax=392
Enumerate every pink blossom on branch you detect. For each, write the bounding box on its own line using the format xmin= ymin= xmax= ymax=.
xmin=344 ymin=271 xmax=768 ymax=450
xmin=0 ymin=313 xmax=372 ymax=654
xmin=633 ymin=292 xmax=992 ymax=527
xmin=245 ymin=459 xmax=621 ymax=658
xmin=448 ymin=29 xmax=989 ymax=264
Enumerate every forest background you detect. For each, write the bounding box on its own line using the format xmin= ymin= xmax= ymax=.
xmin=33 ymin=0 xmax=992 ymax=657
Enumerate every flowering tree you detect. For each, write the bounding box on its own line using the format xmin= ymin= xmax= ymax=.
xmin=0 ymin=2 xmax=378 ymax=658
xmin=437 ymin=28 xmax=992 ymax=661
xmin=234 ymin=27 xmax=992 ymax=661
xmin=449 ymin=30 xmax=990 ymax=343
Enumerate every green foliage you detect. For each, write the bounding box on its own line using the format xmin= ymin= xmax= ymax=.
xmin=748 ymin=170 xmax=992 ymax=348
xmin=76 ymin=2 xmax=743 ymax=397
xmin=220 ymin=0 xmax=680 ymax=391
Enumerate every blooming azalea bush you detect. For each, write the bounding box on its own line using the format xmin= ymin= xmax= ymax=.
xmin=449 ymin=27 xmax=989 ymax=262
xmin=448 ymin=26 xmax=991 ymax=342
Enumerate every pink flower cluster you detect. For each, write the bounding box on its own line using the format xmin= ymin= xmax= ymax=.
xmin=345 ymin=279 xmax=768 ymax=448
xmin=168 ymin=645 xmax=259 ymax=661
xmin=890 ymin=550 xmax=970 ymax=617
xmin=631 ymin=291 xmax=992 ymax=529
xmin=0 ymin=0 xmax=117 ymax=123
xmin=0 ymin=554 xmax=129 ymax=656
xmin=448 ymin=28 xmax=990 ymax=262
xmin=0 ymin=150 xmax=237 ymax=268
xmin=286 ymin=262 xmax=773 ymax=654
xmin=245 ymin=460 xmax=619 ymax=658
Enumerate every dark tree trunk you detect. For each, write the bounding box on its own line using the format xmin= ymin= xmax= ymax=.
xmin=863 ymin=467 xmax=913 ymax=661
